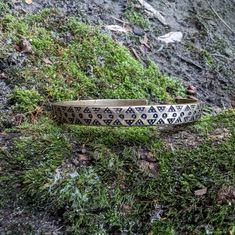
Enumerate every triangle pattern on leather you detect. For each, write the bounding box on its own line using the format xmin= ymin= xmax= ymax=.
xmin=135 ymin=119 xmax=144 ymax=126
xmin=184 ymin=117 xmax=189 ymax=122
xmin=75 ymin=118 xmax=82 ymax=124
xmin=84 ymin=119 xmax=92 ymax=125
xmin=113 ymin=119 xmax=122 ymax=126
xmin=104 ymin=107 xmax=112 ymax=113
xmin=147 ymin=119 xmax=157 ymax=125
xmin=185 ymin=105 xmax=191 ymax=111
xmin=175 ymin=117 xmax=182 ymax=124
xmin=67 ymin=106 xmax=73 ymax=112
xmin=92 ymin=119 xmax=101 ymax=126
xmin=92 ymin=107 xmax=101 ymax=113
xmin=167 ymin=118 xmax=175 ymax=124
xmin=113 ymin=108 xmax=123 ymax=113
xmin=157 ymin=106 xmax=166 ymax=112
xmin=176 ymin=106 xmax=183 ymax=111
xmin=83 ymin=107 xmax=91 ymax=113
xmin=74 ymin=107 xmax=81 ymax=112
xmin=157 ymin=118 xmax=165 ymax=124
xmin=68 ymin=118 xmax=74 ymax=123
xmin=135 ymin=107 xmax=145 ymax=113
xmin=148 ymin=106 xmax=157 ymax=113
xmin=103 ymin=119 xmax=112 ymax=125
xmin=168 ymin=106 xmax=176 ymax=112
xmin=125 ymin=107 xmax=135 ymax=114
xmin=125 ymin=120 xmax=135 ymax=126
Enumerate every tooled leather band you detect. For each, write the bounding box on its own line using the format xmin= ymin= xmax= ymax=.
xmin=51 ymin=99 xmax=204 ymax=126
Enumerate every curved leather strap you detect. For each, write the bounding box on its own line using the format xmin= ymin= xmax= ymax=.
xmin=51 ymin=99 xmax=204 ymax=126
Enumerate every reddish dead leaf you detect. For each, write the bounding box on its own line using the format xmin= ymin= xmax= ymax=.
xmin=30 ymin=106 xmax=43 ymax=123
xmin=139 ymin=148 xmax=156 ymax=162
xmin=217 ymin=186 xmax=235 ymax=204
xmin=42 ymin=58 xmax=53 ymax=65
xmin=15 ymin=114 xmax=25 ymax=126
xmin=194 ymin=188 xmax=207 ymax=196
xmin=139 ymin=160 xmax=158 ymax=177
xmin=72 ymin=154 xmax=91 ymax=167
xmin=14 ymin=38 xmax=32 ymax=53
xmin=120 ymin=204 xmax=132 ymax=215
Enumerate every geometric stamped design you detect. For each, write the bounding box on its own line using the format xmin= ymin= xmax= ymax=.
xmin=135 ymin=119 xmax=144 ymax=126
xmin=147 ymin=119 xmax=157 ymax=125
xmin=113 ymin=108 xmax=123 ymax=113
xmin=157 ymin=106 xmax=166 ymax=112
xmin=74 ymin=107 xmax=81 ymax=112
xmin=67 ymin=106 xmax=73 ymax=112
xmin=113 ymin=119 xmax=122 ymax=126
xmin=168 ymin=105 xmax=176 ymax=112
xmin=185 ymin=105 xmax=191 ymax=111
xmin=83 ymin=107 xmax=91 ymax=113
xmin=135 ymin=107 xmax=145 ymax=113
xmin=104 ymin=107 xmax=112 ymax=113
xmin=148 ymin=106 xmax=157 ymax=113
xmin=92 ymin=107 xmax=101 ymax=113
xmin=51 ymin=99 xmax=203 ymax=126
xmin=125 ymin=107 xmax=135 ymax=114
xmin=125 ymin=120 xmax=135 ymax=126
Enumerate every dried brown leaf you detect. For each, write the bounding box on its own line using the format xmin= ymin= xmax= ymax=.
xmin=42 ymin=58 xmax=53 ymax=65
xmin=194 ymin=188 xmax=207 ymax=196
xmin=105 ymin=25 xmax=130 ymax=33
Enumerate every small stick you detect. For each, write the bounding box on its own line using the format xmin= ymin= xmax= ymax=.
xmin=208 ymin=2 xmax=234 ymax=34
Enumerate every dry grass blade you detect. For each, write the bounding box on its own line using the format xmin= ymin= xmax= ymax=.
xmin=138 ymin=0 xmax=167 ymax=26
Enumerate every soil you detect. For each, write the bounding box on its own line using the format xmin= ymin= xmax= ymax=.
xmin=9 ymin=0 xmax=235 ymax=108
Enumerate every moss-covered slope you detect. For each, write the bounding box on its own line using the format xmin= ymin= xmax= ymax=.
xmin=0 ymin=9 xmax=234 ymax=235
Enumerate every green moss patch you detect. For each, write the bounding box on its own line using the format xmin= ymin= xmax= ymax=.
xmin=0 ymin=9 xmax=235 ymax=235
xmin=0 ymin=10 xmax=184 ymax=114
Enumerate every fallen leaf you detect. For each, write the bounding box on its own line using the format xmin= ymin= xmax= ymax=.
xmin=30 ymin=106 xmax=43 ymax=123
xmin=105 ymin=25 xmax=130 ymax=33
xmin=194 ymin=188 xmax=207 ymax=196
xmin=139 ymin=160 xmax=158 ymax=177
xmin=14 ymin=38 xmax=32 ymax=53
xmin=25 ymin=0 xmax=32 ymax=4
xmin=0 ymin=73 xmax=7 ymax=79
xmin=138 ymin=0 xmax=167 ymax=25
xmin=217 ymin=186 xmax=235 ymax=204
xmin=42 ymin=58 xmax=53 ymax=65
xmin=140 ymin=35 xmax=150 ymax=49
xmin=15 ymin=114 xmax=25 ymax=126
xmin=157 ymin=31 xmax=183 ymax=44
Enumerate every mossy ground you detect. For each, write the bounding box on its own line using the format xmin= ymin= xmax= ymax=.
xmin=0 ymin=8 xmax=235 ymax=234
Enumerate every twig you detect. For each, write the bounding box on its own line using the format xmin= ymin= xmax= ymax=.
xmin=176 ymin=54 xmax=204 ymax=70
xmin=111 ymin=16 xmax=128 ymax=25
xmin=131 ymin=48 xmax=142 ymax=62
xmin=208 ymin=1 xmax=235 ymax=34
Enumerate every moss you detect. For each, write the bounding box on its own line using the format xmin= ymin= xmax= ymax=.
xmin=0 ymin=11 xmax=185 ymax=113
xmin=9 ymin=88 xmax=43 ymax=112
xmin=124 ymin=10 xmax=150 ymax=28
xmin=1 ymin=110 xmax=234 ymax=234
xmin=1 ymin=9 xmax=234 ymax=235
xmin=200 ymin=49 xmax=214 ymax=67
